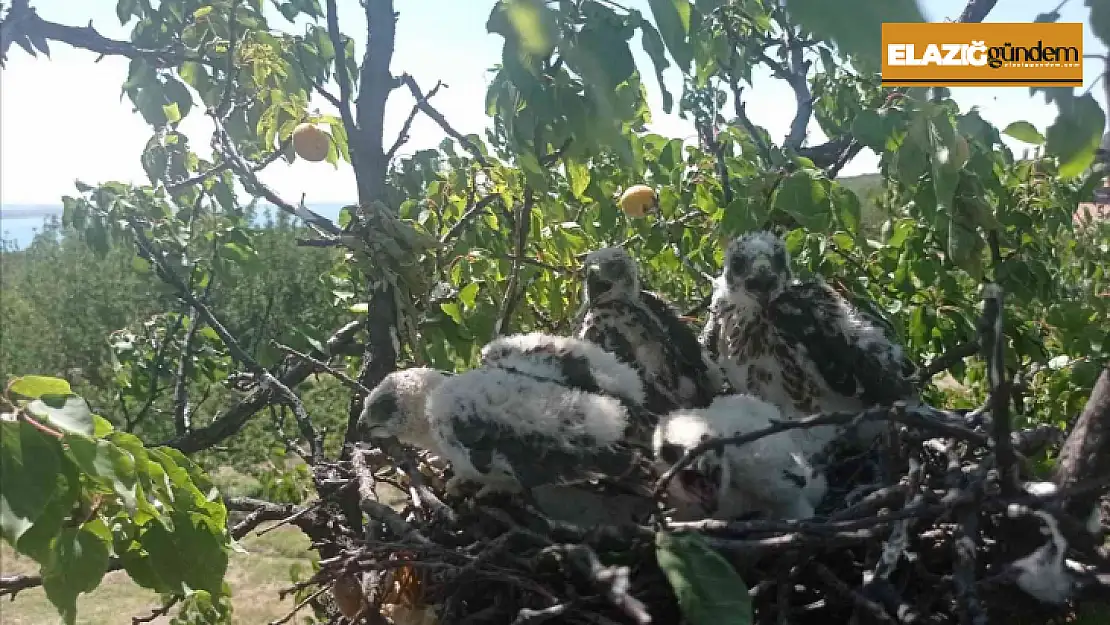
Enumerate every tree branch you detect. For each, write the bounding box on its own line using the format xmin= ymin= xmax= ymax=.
xmin=0 ymin=0 xmax=211 ymax=68
xmin=980 ymin=284 xmax=1017 ymax=496
xmin=956 ymin=0 xmax=999 ymax=23
xmin=127 ymin=217 xmax=321 ymax=460
xmin=1054 ymin=364 xmax=1110 ymax=527
xmin=399 ymin=74 xmax=490 ymax=167
xmin=323 ymin=0 xmax=357 ymax=152
xmin=352 ymin=0 xmax=397 ymax=203
xmin=493 ymin=189 xmax=533 ymax=338
xmin=162 ymin=320 xmax=362 ymax=453
xmin=386 ymin=79 xmax=444 ymax=162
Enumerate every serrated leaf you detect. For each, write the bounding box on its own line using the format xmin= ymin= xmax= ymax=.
xmin=656 ymin=531 xmax=752 ymax=625
xmin=9 ymin=375 xmax=72 ymax=399
xmin=1003 ymin=121 xmax=1045 ymax=145
xmin=1045 ymin=93 xmax=1106 ymax=178
xmin=647 ymin=0 xmax=693 ymax=73
xmin=27 ymin=395 xmax=94 ymax=436
xmin=42 ymin=525 xmax=111 ymax=624
xmin=0 ymin=420 xmax=63 ymax=546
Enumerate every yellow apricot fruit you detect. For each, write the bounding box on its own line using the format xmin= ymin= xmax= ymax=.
xmin=292 ymin=122 xmax=331 ymax=162
xmin=618 ymin=184 xmax=658 ymax=218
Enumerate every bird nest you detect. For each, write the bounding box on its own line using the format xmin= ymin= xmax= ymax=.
xmin=268 ymin=411 xmax=1110 ymax=625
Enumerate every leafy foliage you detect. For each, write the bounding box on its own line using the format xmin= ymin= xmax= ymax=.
xmin=0 ymin=376 xmax=232 ymax=624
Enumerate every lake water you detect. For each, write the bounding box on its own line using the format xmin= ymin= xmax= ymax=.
xmin=1 ymin=202 xmax=354 ymax=250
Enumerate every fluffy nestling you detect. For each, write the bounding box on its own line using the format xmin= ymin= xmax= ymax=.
xmin=426 ymin=366 xmax=650 ymax=497
xmin=479 ymin=331 xmax=657 ymax=444
xmin=700 ymin=230 xmax=918 ymax=456
xmin=356 ymin=367 xmax=452 ymax=454
xmin=652 ymin=393 xmax=827 ymax=521
xmin=574 ymin=246 xmax=725 ymax=415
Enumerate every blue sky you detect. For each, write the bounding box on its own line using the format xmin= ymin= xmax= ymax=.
xmin=1 ymin=0 xmax=1107 ymax=205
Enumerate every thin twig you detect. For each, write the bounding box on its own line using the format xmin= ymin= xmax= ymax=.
xmin=386 ymin=80 xmax=444 ymax=161
xmin=271 ymin=341 xmax=371 ymax=394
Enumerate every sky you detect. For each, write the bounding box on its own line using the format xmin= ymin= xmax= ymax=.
xmin=1 ymin=0 xmax=1107 ymax=206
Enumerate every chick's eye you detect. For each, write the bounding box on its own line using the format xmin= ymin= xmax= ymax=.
xmin=729 ymin=255 xmax=748 ymax=275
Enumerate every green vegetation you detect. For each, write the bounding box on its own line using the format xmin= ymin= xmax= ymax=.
xmin=1 ymin=0 xmax=1109 ymax=623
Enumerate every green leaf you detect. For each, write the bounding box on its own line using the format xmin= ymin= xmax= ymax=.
xmin=639 ymin=20 xmax=675 ymax=113
xmin=1045 ymin=93 xmax=1106 ymax=178
xmin=851 ymin=109 xmax=886 ymax=150
xmin=647 ymin=0 xmax=693 ymax=73
xmin=458 ymin=282 xmax=480 ymax=309
xmin=26 ymin=395 xmax=94 ymax=436
xmin=348 ymin=302 xmax=369 ymax=314
xmin=565 ymin=157 xmax=591 ymax=199
xmin=1088 ymin=0 xmax=1110 ymax=47
xmin=782 ymin=0 xmax=924 ymax=74
xmin=487 ymin=0 xmax=558 ymax=56
xmin=440 ymin=302 xmax=463 ymax=323
xmin=0 ymin=420 xmax=63 ymax=546
xmin=772 ymin=169 xmax=832 ymax=231
xmin=42 ymin=525 xmax=111 ymax=625
xmin=1002 ymin=121 xmax=1045 ymax=145
xmin=656 ymin=531 xmax=752 ymax=625
xmin=162 ymin=102 xmax=182 ymax=124
xmin=9 ymin=375 xmax=72 ymax=399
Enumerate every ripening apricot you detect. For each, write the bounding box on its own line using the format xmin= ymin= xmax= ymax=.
xmin=618 ymin=184 xmax=657 ymax=218
xmin=292 ymin=122 xmax=331 ymax=162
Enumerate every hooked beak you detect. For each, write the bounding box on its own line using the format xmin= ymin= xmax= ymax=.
xmin=585 ymin=263 xmax=610 ymax=298
xmin=743 ymin=264 xmax=778 ymax=294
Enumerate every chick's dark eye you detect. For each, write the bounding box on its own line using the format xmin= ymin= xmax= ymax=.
xmin=729 ymin=255 xmax=748 ymax=275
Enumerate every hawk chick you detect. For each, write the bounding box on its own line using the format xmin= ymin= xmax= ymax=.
xmin=480 ymin=331 xmax=656 ymax=444
xmin=701 ymin=230 xmax=918 ymax=456
xmin=427 ymin=367 xmax=648 ymax=498
xmin=653 ymin=393 xmax=827 ymax=521
xmin=575 ymin=246 xmax=724 ymax=414
xmin=356 ymin=367 xmax=451 ymax=455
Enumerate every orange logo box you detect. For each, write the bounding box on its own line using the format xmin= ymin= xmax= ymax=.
xmin=881 ymin=22 xmax=1083 ymax=87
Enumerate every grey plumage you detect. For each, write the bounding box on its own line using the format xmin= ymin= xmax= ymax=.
xmin=574 ymin=247 xmax=725 ymax=415
xmin=701 ymin=231 xmax=918 ymax=456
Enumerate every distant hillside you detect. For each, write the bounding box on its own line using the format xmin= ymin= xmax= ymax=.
xmin=838 ymin=173 xmax=883 ymax=201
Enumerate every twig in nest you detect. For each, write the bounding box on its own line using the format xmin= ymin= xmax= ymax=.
xmin=812 ymin=562 xmax=894 ymax=623
xmin=255 ymin=504 xmax=319 ymax=538
xmin=352 ymin=448 xmax=432 ymax=544
xmin=269 ymin=584 xmax=330 ymax=625
xmin=914 ymin=340 xmax=981 ymax=386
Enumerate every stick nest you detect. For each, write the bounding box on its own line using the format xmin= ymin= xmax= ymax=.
xmin=271 ymin=413 xmax=1110 ymax=625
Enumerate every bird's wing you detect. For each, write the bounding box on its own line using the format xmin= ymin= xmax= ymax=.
xmin=446 ymin=410 xmax=641 ymax=490
xmin=640 ymin=290 xmax=720 ymax=405
xmin=769 ymin=281 xmax=916 ymax=405
xmin=577 ymin=300 xmax=693 ymax=413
